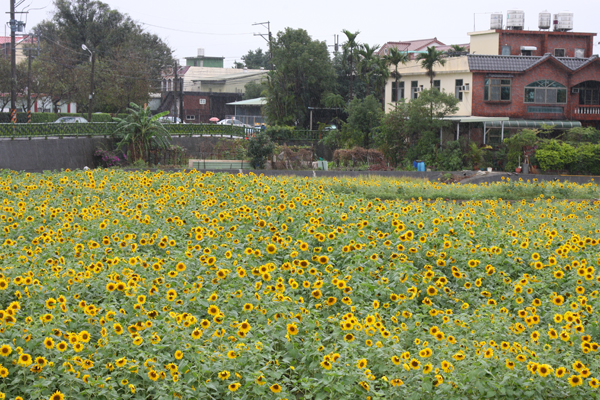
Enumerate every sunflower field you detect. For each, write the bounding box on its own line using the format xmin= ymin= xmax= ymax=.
xmin=0 ymin=169 xmax=599 ymax=400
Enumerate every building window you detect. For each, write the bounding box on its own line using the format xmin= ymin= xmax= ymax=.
xmin=524 ymin=80 xmax=566 ymax=104
xmin=554 ymin=49 xmax=565 ymax=57
xmin=392 ymin=81 xmax=405 ymax=101
xmin=574 ymin=48 xmax=585 ymax=58
xmin=186 ymin=115 xmax=196 ymax=120
xmin=578 ymin=81 xmax=600 ymax=105
xmin=527 ymin=106 xmax=563 ymax=113
xmin=521 ymin=49 xmax=532 ymax=56
xmin=433 ymin=80 xmax=440 ymax=91
xmin=484 ymin=78 xmax=511 ymax=101
xmin=501 ymin=46 xmax=511 ymax=55
xmin=411 ymin=81 xmax=419 ymax=99
xmin=199 ymin=99 xmax=206 ymax=105
xmin=455 ymin=79 xmax=463 ymax=101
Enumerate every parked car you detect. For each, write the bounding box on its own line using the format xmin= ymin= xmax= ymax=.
xmin=157 ymin=116 xmax=184 ymax=124
xmin=216 ymin=119 xmax=252 ymax=128
xmin=53 ymin=117 xmax=88 ymax=123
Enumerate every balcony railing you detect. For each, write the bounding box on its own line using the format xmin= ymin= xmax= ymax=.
xmin=574 ymin=105 xmax=600 ymax=116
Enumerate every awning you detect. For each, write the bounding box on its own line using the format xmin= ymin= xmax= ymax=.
xmin=486 ymin=120 xmax=582 ymax=129
xmin=520 ymin=46 xmax=538 ymax=51
xmin=444 ymin=116 xmax=510 ymax=123
xmin=226 ymin=97 xmax=266 ymax=106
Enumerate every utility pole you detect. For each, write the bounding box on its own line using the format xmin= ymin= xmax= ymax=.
xmin=26 ymin=43 xmax=32 ymax=123
xmin=253 ymin=22 xmax=273 ymax=70
xmin=82 ymin=44 xmax=94 ymax=121
xmin=10 ymin=0 xmax=16 ymax=123
xmin=173 ymin=61 xmax=178 ymax=121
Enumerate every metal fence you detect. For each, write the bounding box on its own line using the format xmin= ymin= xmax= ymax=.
xmin=0 ymin=122 xmax=250 ymax=139
xmin=0 ymin=122 xmax=325 ymax=142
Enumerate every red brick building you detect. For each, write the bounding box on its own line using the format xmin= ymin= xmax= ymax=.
xmin=469 ymin=54 xmax=600 ymax=127
xmin=469 ymin=29 xmax=596 ymax=58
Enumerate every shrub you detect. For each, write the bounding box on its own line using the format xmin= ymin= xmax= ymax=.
xmin=535 ymin=140 xmax=577 ymax=171
xmin=247 ymin=131 xmax=275 ymax=169
xmin=502 ymin=129 xmax=538 ymax=171
xmin=332 ymin=147 xmax=384 ymax=168
xmin=435 ymin=140 xmax=463 ymax=171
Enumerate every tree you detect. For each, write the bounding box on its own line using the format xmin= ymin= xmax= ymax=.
xmin=415 ymin=46 xmax=447 ymax=88
xmin=244 ymin=80 xmax=267 ymax=99
xmin=357 ymin=43 xmax=379 ymax=97
xmin=385 ymin=47 xmax=409 ymax=104
xmin=247 ymin=131 xmax=275 ymax=169
xmin=342 ymin=95 xmax=383 ymax=148
xmin=241 ymin=48 xmax=270 ymax=70
xmin=342 ymin=30 xmax=360 ymax=100
xmin=32 ymin=0 xmax=173 ymax=113
xmin=374 ymin=100 xmax=410 ymax=165
xmin=447 ymin=44 xmax=468 ymax=56
xmin=113 ymin=103 xmax=171 ymax=162
xmin=264 ymin=28 xmax=335 ymax=127
xmin=403 ymin=88 xmax=459 ymax=165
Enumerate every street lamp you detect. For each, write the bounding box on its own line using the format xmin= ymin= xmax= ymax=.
xmin=82 ymin=44 xmax=95 ymax=121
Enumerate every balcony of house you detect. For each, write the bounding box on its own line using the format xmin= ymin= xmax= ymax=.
xmin=571 ymin=81 xmax=600 ymax=120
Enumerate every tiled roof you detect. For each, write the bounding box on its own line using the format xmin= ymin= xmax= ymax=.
xmin=467 ymin=54 xmax=594 ymax=72
xmin=379 ymin=38 xmax=446 ymax=55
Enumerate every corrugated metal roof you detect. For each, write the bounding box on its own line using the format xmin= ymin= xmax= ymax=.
xmin=468 ymin=54 xmax=593 ymax=72
xmin=227 ymin=97 xmax=266 ymax=106
xmin=486 ymin=120 xmax=582 ymax=128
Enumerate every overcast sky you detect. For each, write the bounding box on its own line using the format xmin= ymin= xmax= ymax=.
xmin=8 ymin=0 xmax=600 ymax=67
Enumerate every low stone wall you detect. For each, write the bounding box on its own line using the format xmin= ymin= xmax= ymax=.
xmin=0 ymin=137 xmax=113 ymax=172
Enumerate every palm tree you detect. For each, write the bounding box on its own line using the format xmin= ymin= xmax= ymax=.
xmin=385 ymin=47 xmax=409 ymax=104
xmin=416 ymin=46 xmax=447 ymax=88
xmin=357 ymin=43 xmax=379 ymax=96
xmin=447 ymin=44 xmax=468 ymax=57
xmin=113 ymin=103 xmax=171 ymax=162
xmin=342 ymin=30 xmax=360 ymax=100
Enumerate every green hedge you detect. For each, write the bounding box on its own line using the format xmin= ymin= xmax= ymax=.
xmin=535 ymin=140 xmax=600 ymax=175
xmin=0 ymin=122 xmax=250 ymax=138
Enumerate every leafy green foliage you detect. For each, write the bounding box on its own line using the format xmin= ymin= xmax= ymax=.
xmin=244 ymin=80 xmax=267 ymax=100
xmin=502 ymin=129 xmax=538 ymax=172
xmin=535 ymin=140 xmax=578 ymax=171
xmin=32 ymin=0 xmax=173 ymax=113
xmin=241 ymin=48 xmax=271 ymax=70
xmin=113 ymin=103 xmax=171 ymax=162
xmin=435 ymin=140 xmax=464 ymax=171
xmin=247 ymin=131 xmax=275 ymax=168
xmin=264 ymin=28 xmax=335 ymax=127
xmin=415 ymin=46 xmax=447 ymax=87
xmin=375 ymin=101 xmax=410 ymax=165
xmin=341 ymin=95 xmax=383 ymax=149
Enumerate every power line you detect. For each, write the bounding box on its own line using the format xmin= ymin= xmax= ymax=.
xmin=140 ymin=22 xmax=253 ymax=36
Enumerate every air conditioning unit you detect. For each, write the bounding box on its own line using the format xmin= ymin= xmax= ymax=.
xmin=415 ymin=86 xmax=424 ymax=93
xmin=460 ymin=84 xmax=470 ymax=92
xmin=571 ymin=88 xmax=580 ymax=94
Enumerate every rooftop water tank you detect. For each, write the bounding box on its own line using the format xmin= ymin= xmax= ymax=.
xmin=506 ymin=9 xmax=525 ymax=30
xmin=490 ymin=13 xmax=503 ymax=29
xmin=553 ymin=12 xmax=573 ymax=31
xmin=538 ymin=12 xmax=551 ymax=29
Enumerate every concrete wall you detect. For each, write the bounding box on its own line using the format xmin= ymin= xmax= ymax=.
xmin=384 ymin=57 xmax=473 ymax=116
xmin=0 ymin=137 xmax=113 ymax=172
xmin=468 ymin=31 xmax=500 ymax=55
xmin=0 ymin=135 xmax=332 ymax=172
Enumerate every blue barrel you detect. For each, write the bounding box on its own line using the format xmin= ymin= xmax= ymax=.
xmin=413 ymin=160 xmax=418 ymax=169
xmin=418 ymin=161 xmax=425 ymax=171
